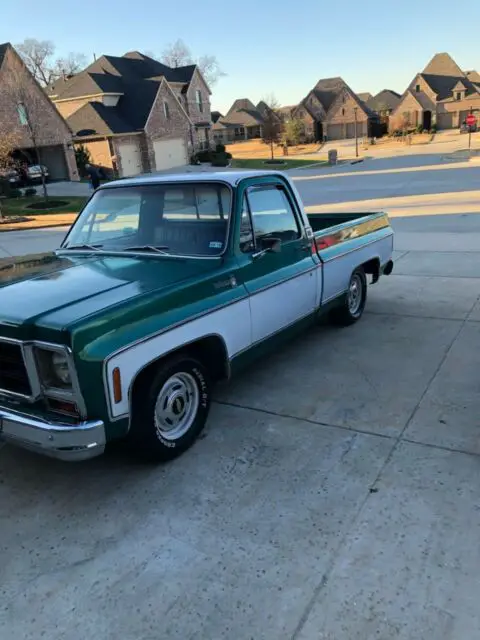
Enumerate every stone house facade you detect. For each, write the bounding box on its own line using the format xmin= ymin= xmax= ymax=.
xmin=212 ymin=99 xmax=265 ymax=144
xmin=0 ymin=42 xmax=78 ymax=181
xmin=390 ymin=53 xmax=480 ymax=132
xmin=288 ymin=77 xmax=376 ymax=141
xmin=48 ymin=51 xmax=212 ymax=177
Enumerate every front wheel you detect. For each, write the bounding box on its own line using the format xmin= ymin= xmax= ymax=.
xmin=330 ymin=267 xmax=367 ymax=326
xmin=128 ymin=355 xmax=211 ymax=462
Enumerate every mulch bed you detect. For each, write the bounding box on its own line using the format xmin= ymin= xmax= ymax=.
xmin=26 ymin=200 xmax=68 ymax=210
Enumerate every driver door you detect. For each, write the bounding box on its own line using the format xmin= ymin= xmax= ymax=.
xmin=235 ymin=180 xmax=317 ymax=344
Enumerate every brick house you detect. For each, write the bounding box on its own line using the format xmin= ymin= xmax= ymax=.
xmin=366 ymin=90 xmax=401 ymax=133
xmin=0 ymin=42 xmax=78 ymax=181
xmin=292 ymin=77 xmax=377 ymax=141
xmin=212 ymin=99 xmax=265 ymax=144
xmin=48 ymin=51 xmax=212 ymax=177
xmin=390 ymin=53 xmax=480 ymax=132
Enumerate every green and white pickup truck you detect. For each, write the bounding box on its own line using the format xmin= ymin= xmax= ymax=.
xmin=0 ymin=170 xmax=394 ymax=462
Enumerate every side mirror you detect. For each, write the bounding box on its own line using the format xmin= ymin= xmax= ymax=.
xmin=260 ymin=236 xmax=281 ymax=253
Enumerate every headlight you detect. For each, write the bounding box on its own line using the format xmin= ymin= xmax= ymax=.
xmin=35 ymin=348 xmax=72 ymax=389
xmin=51 ymin=352 xmax=72 ymax=385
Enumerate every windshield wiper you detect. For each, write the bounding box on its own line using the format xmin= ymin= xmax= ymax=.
xmin=64 ymin=243 xmax=103 ymax=251
xmin=123 ymin=245 xmax=170 ymax=254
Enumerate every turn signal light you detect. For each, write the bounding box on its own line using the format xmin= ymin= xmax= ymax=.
xmin=113 ymin=367 xmax=122 ymax=403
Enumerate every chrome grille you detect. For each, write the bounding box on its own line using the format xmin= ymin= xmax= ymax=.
xmin=0 ymin=340 xmax=32 ymax=396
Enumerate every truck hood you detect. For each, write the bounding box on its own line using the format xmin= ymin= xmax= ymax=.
xmin=0 ymin=252 xmax=219 ymax=339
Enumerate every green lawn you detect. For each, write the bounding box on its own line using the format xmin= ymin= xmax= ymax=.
xmin=0 ymin=196 xmax=87 ymax=217
xmin=231 ymin=158 xmax=328 ymax=170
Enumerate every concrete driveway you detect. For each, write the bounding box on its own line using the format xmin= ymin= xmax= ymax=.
xmin=2 ymin=157 xmax=480 ymax=638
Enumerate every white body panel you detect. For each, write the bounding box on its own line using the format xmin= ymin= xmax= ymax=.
xmin=249 ymin=270 xmax=317 ymax=343
xmin=106 ymin=298 xmax=251 ymax=417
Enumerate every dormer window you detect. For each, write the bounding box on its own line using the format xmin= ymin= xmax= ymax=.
xmin=456 ymin=92 xmax=462 ymax=101
xmin=415 ymin=84 xmax=420 ymax=92
xmin=196 ymin=90 xmax=203 ymax=113
xmin=163 ymin=102 xmax=170 ymax=119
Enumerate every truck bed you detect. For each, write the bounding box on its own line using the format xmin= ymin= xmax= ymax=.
xmin=307 ymin=211 xmax=394 ymax=304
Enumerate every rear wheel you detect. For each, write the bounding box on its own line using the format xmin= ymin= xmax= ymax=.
xmin=330 ymin=267 xmax=367 ymax=326
xmin=128 ymin=354 xmax=211 ymax=462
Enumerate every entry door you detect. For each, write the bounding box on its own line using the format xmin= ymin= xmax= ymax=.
xmin=236 ymin=183 xmax=317 ymax=344
xmin=118 ymin=142 xmax=142 ymax=177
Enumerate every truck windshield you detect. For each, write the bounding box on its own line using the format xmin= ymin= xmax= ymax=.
xmin=63 ymin=182 xmax=231 ymax=257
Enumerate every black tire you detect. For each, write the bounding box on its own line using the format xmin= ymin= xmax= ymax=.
xmin=128 ymin=354 xmax=211 ymax=462
xmin=330 ymin=267 xmax=367 ymax=326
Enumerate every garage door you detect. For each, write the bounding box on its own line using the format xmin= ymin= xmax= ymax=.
xmin=40 ymin=145 xmax=68 ymax=180
xmin=154 ymin=138 xmax=187 ymax=171
xmin=327 ymin=124 xmax=343 ymax=140
xmin=118 ymin=142 xmax=142 ymax=177
xmin=346 ymin=122 xmax=356 ymax=138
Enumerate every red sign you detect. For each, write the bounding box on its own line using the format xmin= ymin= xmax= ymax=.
xmin=466 ymin=114 xmax=476 ymax=126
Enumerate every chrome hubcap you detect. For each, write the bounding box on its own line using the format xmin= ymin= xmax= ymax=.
xmin=154 ymin=372 xmax=199 ymax=440
xmin=348 ymin=274 xmax=363 ymax=315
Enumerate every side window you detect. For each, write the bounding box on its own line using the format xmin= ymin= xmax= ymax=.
xmin=239 ymin=196 xmax=254 ymax=253
xmin=247 ymin=185 xmax=300 ymax=244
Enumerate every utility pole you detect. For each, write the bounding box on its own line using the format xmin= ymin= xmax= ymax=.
xmin=354 ymin=107 xmax=359 ymax=157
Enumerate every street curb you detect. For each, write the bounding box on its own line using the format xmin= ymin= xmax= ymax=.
xmin=0 ymin=221 xmax=73 ymax=233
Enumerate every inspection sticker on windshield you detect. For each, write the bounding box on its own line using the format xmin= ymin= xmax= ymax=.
xmin=209 ymin=241 xmax=223 ymax=249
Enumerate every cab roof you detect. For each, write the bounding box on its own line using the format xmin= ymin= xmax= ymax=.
xmin=101 ymin=169 xmax=287 ymax=189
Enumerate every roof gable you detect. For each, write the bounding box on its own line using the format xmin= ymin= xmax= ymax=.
xmin=422 ymin=52 xmax=465 ymax=77
xmin=326 ymin=86 xmax=370 ymax=120
xmin=452 ymin=80 xmax=467 ymax=91
xmin=312 ymin=77 xmax=348 ymax=111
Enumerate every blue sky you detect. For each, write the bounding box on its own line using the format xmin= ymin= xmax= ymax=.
xmin=2 ymin=0 xmax=480 ymax=113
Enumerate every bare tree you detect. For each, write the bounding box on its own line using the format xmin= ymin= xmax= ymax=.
xmin=260 ymin=95 xmax=282 ymax=159
xmin=160 ymin=39 xmax=225 ymax=86
xmin=15 ymin=38 xmax=86 ymax=87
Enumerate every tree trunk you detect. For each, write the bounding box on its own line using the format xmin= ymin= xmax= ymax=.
xmin=270 ymin=140 xmax=274 ymax=160
xmin=36 ymin=147 xmax=48 ymax=203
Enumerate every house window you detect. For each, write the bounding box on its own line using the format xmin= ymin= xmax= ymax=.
xmin=17 ymin=103 xmax=28 ymax=126
xmin=342 ymin=108 xmax=345 ymax=116
xmin=196 ymin=90 xmax=203 ymax=113
xmin=415 ymin=84 xmax=420 ymax=92
xmin=456 ymin=92 xmax=462 ymax=101
xmin=163 ymin=101 xmax=170 ymax=119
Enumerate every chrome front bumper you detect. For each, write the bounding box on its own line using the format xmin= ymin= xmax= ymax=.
xmin=0 ymin=407 xmax=106 ymax=461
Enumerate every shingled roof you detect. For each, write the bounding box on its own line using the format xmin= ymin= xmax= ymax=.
xmin=422 ymin=53 xmax=464 ymax=77
xmin=421 ymin=73 xmax=479 ymax=100
xmin=367 ymin=89 xmax=402 ymax=112
xmin=67 ymin=102 xmax=133 ymax=137
xmin=222 ymin=98 xmax=264 ymax=127
xmin=48 ymin=51 xmax=200 ymax=137
xmin=312 ymin=77 xmax=349 ymax=111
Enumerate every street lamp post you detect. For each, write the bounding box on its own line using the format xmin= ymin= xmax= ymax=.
xmin=354 ymin=107 xmax=359 ymax=157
